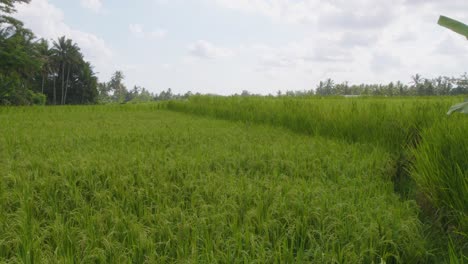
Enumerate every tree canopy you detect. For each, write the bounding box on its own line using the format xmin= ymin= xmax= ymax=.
xmin=0 ymin=0 xmax=100 ymax=105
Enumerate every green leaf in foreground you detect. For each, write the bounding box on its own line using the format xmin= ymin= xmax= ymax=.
xmin=438 ymin=15 xmax=468 ymax=39
xmin=447 ymin=101 xmax=468 ymax=115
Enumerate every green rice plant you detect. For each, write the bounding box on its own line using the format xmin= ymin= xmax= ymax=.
xmin=0 ymin=105 xmax=432 ymax=263
xmin=164 ymin=96 xmax=467 ymax=261
xmin=410 ymin=115 xmax=468 ymax=261
xmin=166 ymin=96 xmax=459 ymax=153
xmin=411 ymin=116 xmax=468 ymax=235
xmin=448 ymin=237 xmax=467 ymax=264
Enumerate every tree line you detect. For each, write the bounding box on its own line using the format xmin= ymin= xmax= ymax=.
xmin=96 ymin=71 xmax=192 ymax=104
xmin=0 ymin=0 xmax=101 ymax=105
xmin=67 ymin=71 xmax=468 ymax=102
xmin=313 ymin=74 xmax=468 ymax=97
xmin=271 ymin=74 xmax=468 ymax=97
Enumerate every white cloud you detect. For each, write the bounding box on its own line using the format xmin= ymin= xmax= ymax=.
xmin=435 ymin=37 xmax=468 ymax=57
xmin=129 ymin=23 xmax=167 ymax=39
xmin=150 ymin=29 xmax=167 ymax=39
xmin=188 ymin=40 xmax=234 ymax=59
xmin=208 ymin=0 xmax=468 ymax=86
xmin=338 ymin=32 xmax=378 ymax=48
xmin=80 ymin=0 xmax=102 ymax=13
xmin=129 ymin=23 xmax=144 ymax=35
xmin=14 ymin=0 xmax=114 ymax=80
xmin=211 ymin=0 xmax=400 ymax=27
xmin=371 ymin=53 xmax=401 ymax=73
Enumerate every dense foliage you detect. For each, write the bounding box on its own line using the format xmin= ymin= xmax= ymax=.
xmin=0 ymin=1 xmax=100 ymax=105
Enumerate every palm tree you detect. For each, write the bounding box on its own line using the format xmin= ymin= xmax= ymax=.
xmin=36 ymin=39 xmax=53 ymax=94
xmin=64 ymin=48 xmax=83 ymax=104
xmin=109 ymin=71 xmax=127 ymax=103
xmin=410 ymin=74 xmax=425 ymax=95
xmin=79 ymin=62 xmax=98 ymax=104
xmin=52 ymin=36 xmax=80 ymax=104
xmin=324 ymin=78 xmax=334 ymax=95
xmin=410 ymin=74 xmax=422 ymax=86
xmin=52 ymin=36 xmax=67 ymax=104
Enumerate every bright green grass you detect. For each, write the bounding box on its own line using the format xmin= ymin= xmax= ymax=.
xmin=412 ymin=116 xmax=468 ymax=238
xmin=166 ymin=96 xmax=461 ymax=153
xmin=0 ymin=106 xmax=430 ymax=263
xmin=165 ymin=96 xmax=468 ymax=261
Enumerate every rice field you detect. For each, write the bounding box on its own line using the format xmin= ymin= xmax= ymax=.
xmin=0 ymin=98 xmax=466 ymax=263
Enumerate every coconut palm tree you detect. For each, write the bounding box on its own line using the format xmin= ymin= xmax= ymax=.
xmin=52 ymin=36 xmax=67 ymax=104
xmin=36 ymin=39 xmax=53 ymax=94
xmin=63 ymin=47 xmax=83 ymax=104
xmin=52 ymin=36 xmax=80 ymax=104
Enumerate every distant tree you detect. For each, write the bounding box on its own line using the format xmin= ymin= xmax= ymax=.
xmin=324 ymin=79 xmax=334 ymax=95
xmin=97 ymin=82 xmax=111 ymax=103
xmin=126 ymin=85 xmax=140 ymax=102
xmin=423 ymin=79 xmax=434 ymax=95
xmin=334 ymin=82 xmax=349 ymax=95
xmin=452 ymin=73 xmax=468 ymax=95
xmin=410 ymin=74 xmax=425 ymax=95
xmin=108 ymin=71 xmax=127 ymax=103
xmin=183 ymin=91 xmax=193 ymax=99
xmin=241 ymin=90 xmax=250 ymax=97
xmin=315 ymin=81 xmax=324 ymax=95
xmin=395 ymin=81 xmax=408 ymax=96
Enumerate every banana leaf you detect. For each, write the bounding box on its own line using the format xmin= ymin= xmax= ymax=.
xmin=438 ymin=16 xmax=468 ymax=40
xmin=447 ymin=101 xmax=468 ymax=115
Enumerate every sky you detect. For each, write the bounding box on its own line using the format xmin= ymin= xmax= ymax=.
xmin=13 ymin=0 xmax=468 ymax=95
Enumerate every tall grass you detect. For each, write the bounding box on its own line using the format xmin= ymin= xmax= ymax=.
xmin=165 ymin=95 xmax=468 ymax=260
xmin=0 ymin=106 xmax=431 ymax=262
xmin=411 ymin=115 xmax=468 ymax=236
xmin=166 ymin=96 xmax=459 ymax=153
